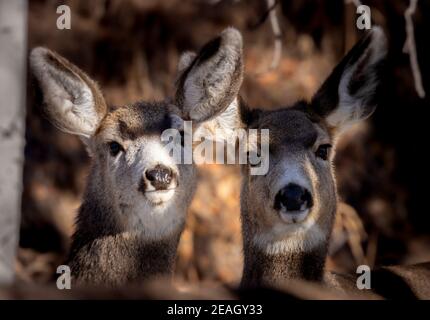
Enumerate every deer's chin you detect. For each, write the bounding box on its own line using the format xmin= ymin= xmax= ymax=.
xmin=279 ymin=208 xmax=310 ymax=224
xmin=144 ymin=189 xmax=176 ymax=206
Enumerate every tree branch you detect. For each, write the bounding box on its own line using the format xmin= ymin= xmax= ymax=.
xmin=403 ymin=0 xmax=426 ymax=98
xmin=266 ymin=0 xmax=282 ymax=71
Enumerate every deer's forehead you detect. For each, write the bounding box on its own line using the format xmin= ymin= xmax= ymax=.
xmin=98 ymin=102 xmax=173 ymax=140
xmin=258 ymin=109 xmax=328 ymax=148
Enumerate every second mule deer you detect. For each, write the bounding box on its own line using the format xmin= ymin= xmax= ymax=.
xmin=29 ymin=28 xmax=244 ymax=286
xmin=238 ymin=28 xmax=389 ymax=288
xmin=216 ymin=27 xmax=430 ymax=298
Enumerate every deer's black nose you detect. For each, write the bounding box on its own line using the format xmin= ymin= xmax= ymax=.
xmin=274 ymin=183 xmax=313 ymax=212
xmin=144 ymin=165 xmax=174 ymax=190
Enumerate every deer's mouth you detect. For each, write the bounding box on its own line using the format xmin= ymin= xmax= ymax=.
xmin=144 ymin=188 xmax=176 ymax=206
xmin=279 ymin=208 xmax=310 ymax=224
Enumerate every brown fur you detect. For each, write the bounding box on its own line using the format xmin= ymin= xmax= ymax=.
xmin=229 ymin=28 xmax=430 ymax=299
xmin=242 ymin=243 xmax=327 ymax=287
xmin=30 ymin=28 xmax=244 ymax=287
xmin=30 ymin=50 xmax=195 ymax=286
xmin=240 ymin=105 xmax=337 ymax=286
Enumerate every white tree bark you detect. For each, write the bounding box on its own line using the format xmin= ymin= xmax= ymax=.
xmin=0 ymin=0 xmax=27 ymax=285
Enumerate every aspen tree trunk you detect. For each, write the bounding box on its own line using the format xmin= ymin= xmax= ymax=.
xmin=0 ymin=0 xmax=27 ymax=285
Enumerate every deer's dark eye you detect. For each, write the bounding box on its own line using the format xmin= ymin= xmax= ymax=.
xmin=315 ymin=144 xmax=331 ymax=160
xmin=108 ymin=141 xmax=123 ymax=156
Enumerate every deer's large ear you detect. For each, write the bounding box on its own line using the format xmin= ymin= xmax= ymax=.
xmin=175 ymin=28 xmax=244 ymax=124
xmin=311 ymin=27 xmax=387 ymax=133
xmin=30 ymin=47 xmax=107 ymax=138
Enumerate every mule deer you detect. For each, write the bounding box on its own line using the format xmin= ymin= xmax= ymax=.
xmin=237 ymin=28 xmax=389 ymax=288
xmin=212 ymin=27 xmax=430 ymax=298
xmin=29 ymin=28 xmax=243 ymax=286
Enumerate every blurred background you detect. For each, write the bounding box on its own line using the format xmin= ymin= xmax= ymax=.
xmin=16 ymin=0 xmax=430 ymax=287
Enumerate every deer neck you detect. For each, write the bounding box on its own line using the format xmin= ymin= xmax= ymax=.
xmin=240 ymin=194 xmax=333 ymax=287
xmin=68 ymin=165 xmax=183 ymax=286
xmin=241 ymin=238 xmax=328 ymax=287
xmin=69 ymin=226 xmax=180 ymax=286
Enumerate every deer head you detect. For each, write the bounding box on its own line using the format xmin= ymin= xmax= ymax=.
xmin=30 ymin=28 xmax=244 ymax=284
xmin=237 ymin=27 xmax=387 ymax=284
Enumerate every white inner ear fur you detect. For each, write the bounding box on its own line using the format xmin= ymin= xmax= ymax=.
xmin=194 ymin=98 xmax=243 ymax=142
xmin=326 ymin=27 xmax=387 ymax=131
xmin=177 ymin=51 xmax=197 ymax=75
xmin=30 ymin=48 xmax=100 ymax=138
xmin=183 ymin=28 xmax=242 ymax=121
